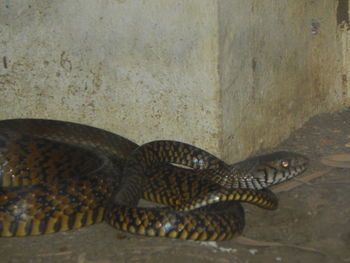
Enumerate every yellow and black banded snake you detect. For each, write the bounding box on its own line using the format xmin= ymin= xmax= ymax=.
xmin=0 ymin=119 xmax=308 ymax=241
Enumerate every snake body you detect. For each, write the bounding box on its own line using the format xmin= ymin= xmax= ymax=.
xmin=0 ymin=119 xmax=308 ymax=240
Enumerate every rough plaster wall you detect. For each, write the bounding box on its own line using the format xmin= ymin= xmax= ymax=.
xmin=0 ymin=0 xmax=221 ymax=154
xmin=1 ymin=0 xmax=347 ymax=162
xmin=219 ymin=0 xmax=344 ymax=162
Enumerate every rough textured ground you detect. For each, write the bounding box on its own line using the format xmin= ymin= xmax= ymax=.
xmin=1 ymin=108 xmax=350 ymax=263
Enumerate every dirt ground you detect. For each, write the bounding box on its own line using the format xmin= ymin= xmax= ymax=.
xmin=1 ymin=108 xmax=350 ymax=263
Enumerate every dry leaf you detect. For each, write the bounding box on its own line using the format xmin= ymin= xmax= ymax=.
xmin=320 ymin=139 xmax=334 ymax=144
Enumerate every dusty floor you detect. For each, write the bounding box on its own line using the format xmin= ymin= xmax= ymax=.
xmin=1 ymin=108 xmax=350 ymax=263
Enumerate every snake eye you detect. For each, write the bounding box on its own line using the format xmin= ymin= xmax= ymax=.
xmin=281 ymin=160 xmax=290 ymax=168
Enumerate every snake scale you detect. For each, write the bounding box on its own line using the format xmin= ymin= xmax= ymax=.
xmin=0 ymin=119 xmax=308 ymax=241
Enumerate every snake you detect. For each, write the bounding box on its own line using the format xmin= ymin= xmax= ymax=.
xmin=0 ymin=119 xmax=308 ymax=241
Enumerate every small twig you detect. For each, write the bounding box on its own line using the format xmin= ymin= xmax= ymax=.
xmin=38 ymin=251 xmax=72 ymax=257
xmin=293 ymin=178 xmax=315 ymax=186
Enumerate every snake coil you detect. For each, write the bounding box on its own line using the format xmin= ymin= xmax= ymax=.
xmin=0 ymin=119 xmax=308 ymax=241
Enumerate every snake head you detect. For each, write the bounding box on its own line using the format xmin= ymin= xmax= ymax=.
xmin=224 ymin=151 xmax=309 ymax=190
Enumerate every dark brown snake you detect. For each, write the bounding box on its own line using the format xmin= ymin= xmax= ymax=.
xmin=0 ymin=119 xmax=308 ymax=241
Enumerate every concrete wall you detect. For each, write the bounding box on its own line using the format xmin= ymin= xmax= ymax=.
xmin=0 ymin=0 xmax=221 ymax=154
xmin=218 ymin=0 xmax=346 ymax=162
xmin=0 ymin=0 xmax=348 ymax=162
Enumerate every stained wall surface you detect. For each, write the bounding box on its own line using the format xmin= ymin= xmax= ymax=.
xmin=219 ymin=0 xmax=347 ymax=162
xmin=0 ymin=0 xmax=348 ymax=161
xmin=0 ymin=0 xmax=221 ymax=154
